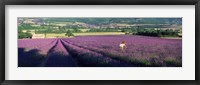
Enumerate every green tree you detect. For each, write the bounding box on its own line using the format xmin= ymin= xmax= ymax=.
xmin=65 ymin=30 xmax=74 ymax=37
xmin=18 ymin=31 xmax=32 ymax=39
xmin=73 ymin=28 xmax=82 ymax=33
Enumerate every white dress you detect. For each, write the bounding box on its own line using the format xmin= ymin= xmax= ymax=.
xmin=119 ymin=44 xmax=125 ymax=48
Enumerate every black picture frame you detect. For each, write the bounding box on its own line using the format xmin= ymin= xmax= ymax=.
xmin=0 ymin=0 xmax=199 ymax=85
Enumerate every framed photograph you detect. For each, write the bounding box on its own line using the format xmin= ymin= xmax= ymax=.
xmin=0 ymin=0 xmax=199 ymax=85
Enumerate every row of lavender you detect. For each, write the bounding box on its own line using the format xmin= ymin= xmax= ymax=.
xmin=62 ymin=35 xmax=182 ymax=67
xmin=18 ymin=38 xmax=58 ymax=66
xmin=60 ymin=39 xmax=134 ymax=66
xmin=42 ymin=39 xmax=78 ymax=67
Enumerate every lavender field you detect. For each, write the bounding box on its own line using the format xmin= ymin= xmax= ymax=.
xmin=18 ymin=35 xmax=182 ymax=67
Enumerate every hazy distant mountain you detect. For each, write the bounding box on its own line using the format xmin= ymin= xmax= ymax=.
xmin=20 ymin=18 xmax=181 ymax=25
xmin=18 ymin=17 xmax=182 ymax=30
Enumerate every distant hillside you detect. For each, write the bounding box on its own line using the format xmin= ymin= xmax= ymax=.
xmin=18 ymin=17 xmax=182 ymax=31
xmin=18 ymin=17 xmax=182 ymax=38
xmin=19 ymin=18 xmax=181 ymax=25
xmin=44 ymin=18 xmax=182 ymax=25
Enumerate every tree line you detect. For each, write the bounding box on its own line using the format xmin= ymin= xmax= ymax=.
xmin=122 ymin=28 xmax=181 ymax=37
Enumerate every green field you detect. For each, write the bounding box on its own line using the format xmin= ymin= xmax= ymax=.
xmin=45 ymin=32 xmax=125 ymax=38
xmin=161 ymin=37 xmax=182 ymax=39
xmin=74 ymin=32 xmax=125 ymax=36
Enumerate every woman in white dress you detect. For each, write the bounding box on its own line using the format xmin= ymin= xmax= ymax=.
xmin=119 ymin=41 xmax=127 ymax=51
